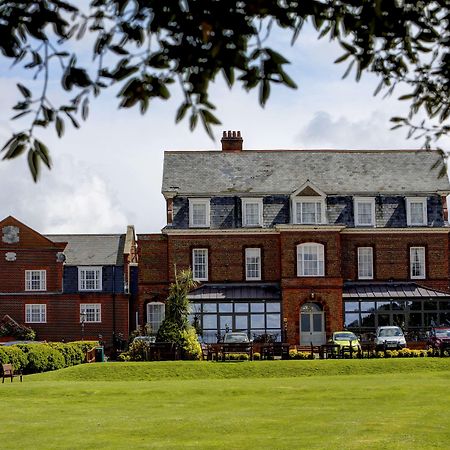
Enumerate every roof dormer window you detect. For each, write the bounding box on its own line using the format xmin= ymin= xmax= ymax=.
xmin=290 ymin=181 xmax=326 ymax=225
xmin=189 ymin=198 xmax=210 ymax=228
xmin=406 ymin=197 xmax=427 ymax=226
xmin=242 ymin=198 xmax=263 ymax=227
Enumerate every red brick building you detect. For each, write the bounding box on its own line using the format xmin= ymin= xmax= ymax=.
xmin=138 ymin=132 xmax=450 ymax=346
xmin=0 ymin=216 xmax=137 ymax=348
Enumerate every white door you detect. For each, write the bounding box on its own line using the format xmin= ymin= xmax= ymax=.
xmin=300 ymin=303 xmax=326 ymax=346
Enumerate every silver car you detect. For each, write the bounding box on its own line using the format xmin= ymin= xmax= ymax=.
xmin=374 ymin=326 xmax=406 ymax=350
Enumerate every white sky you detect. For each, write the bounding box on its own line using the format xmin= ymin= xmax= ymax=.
xmin=0 ymin=22 xmax=448 ymax=235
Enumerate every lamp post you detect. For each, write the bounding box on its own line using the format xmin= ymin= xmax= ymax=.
xmin=283 ymin=317 xmax=288 ymax=343
xmin=80 ymin=312 xmax=86 ymax=341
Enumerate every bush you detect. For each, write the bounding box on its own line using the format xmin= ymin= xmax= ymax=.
xmin=20 ymin=344 xmax=65 ymax=373
xmin=0 ymin=346 xmax=28 ymax=371
xmin=181 ymin=328 xmax=202 ymax=360
xmin=48 ymin=342 xmax=85 ymax=366
xmin=68 ymin=341 xmax=99 ymax=354
xmin=253 ymin=352 xmax=261 ymax=360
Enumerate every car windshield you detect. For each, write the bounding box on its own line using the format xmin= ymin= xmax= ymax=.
xmin=334 ymin=333 xmax=357 ymax=341
xmin=379 ymin=328 xmax=403 ymax=337
xmin=224 ymin=333 xmax=249 ymax=343
xmin=435 ymin=329 xmax=450 ymax=337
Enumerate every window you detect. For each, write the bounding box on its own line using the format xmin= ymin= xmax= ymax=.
xmin=80 ymin=304 xmax=101 ymax=323
xmin=242 ymin=198 xmax=263 ymax=227
xmin=297 ymin=243 xmax=325 ymax=277
xmin=358 ymin=247 xmax=373 ymax=279
xmin=406 ymin=198 xmax=427 ymax=226
xmin=25 ymin=304 xmax=46 ymax=323
xmin=294 ymin=198 xmax=325 ymax=224
xmin=245 ymin=248 xmax=261 ymax=280
xmin=189 ymin=198 xmax=210 ymax=227
xmin=78 ymin=267 xmax=102 ymax=291
xmin=354 ymin=197 xmax=375 ymax=226
xmin=25 ymin=270 xmax=46 ymax=291
xmin=410 ymin=247 xmax=425 ymax=279
xmin=146 ymin=302 xmax=165 ymax=334
xmin=192 ymin=248 xmax=208 ymax=281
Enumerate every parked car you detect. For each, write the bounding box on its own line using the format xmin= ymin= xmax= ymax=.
xmin=374 ymin=326 xmax=406 ymax=350
xmin=329 ymin=331 xmax=361 ymax=353
xmin=427 ymin=327 xmax=450 ymax=351
xmin=223 ymin=332 xmax=250 ymax=343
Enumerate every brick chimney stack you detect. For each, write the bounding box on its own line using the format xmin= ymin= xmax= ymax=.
xmin=221 ymin=130 xmax=243 ymax=152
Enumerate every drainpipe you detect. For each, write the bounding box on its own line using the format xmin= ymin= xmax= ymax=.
xmin=112 ymin=265 xmax=116 ymax=350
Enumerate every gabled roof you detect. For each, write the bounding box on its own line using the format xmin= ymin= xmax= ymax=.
xmin=162 ymin=149 xmax=450 ymax=196
xmin=46 ymin=234 xmax=125 ymax=266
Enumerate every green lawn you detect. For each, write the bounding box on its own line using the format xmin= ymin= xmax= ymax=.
xmin=2 ymin=359 xmax=450 ymax=449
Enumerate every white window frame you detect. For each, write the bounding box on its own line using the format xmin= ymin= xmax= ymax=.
xmin=25 ymin=270 xmax=47 ymax=291
xmin=78 ymin=266 xmax=102 ymax=291
xmin=297 ymin=243 xmax=325 ymax=277
xmin=146 ymin=302 xmax=166 ymax=334
xmin=410 ymin=247 xmax=426 ymax=279
xmin=188 ymin=198 xmax=210 ymax=228
xmin=354 ymin=197 xmax=376 ymax=227
xmin=245 ymin=248 xmax=261 ymax=281
xmin=241 ymin=198 xmax=263 ymax=227
xmin=192 ymin=248 xmax=208 ymax=281
xmin=80 ymin=304 xmax=102 ymax=323
xmin=293 ymin=197 xmax=326 ymax=224
xmin=357 ymin=247 xmax=374 ymax=280
xmin=25 ymin=304 xmax=47 ymax=323
xmin=406 ymin=197 xmax=428 ymax=226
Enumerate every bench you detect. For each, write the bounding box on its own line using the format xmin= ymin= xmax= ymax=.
xmin=209 ymin=342 xmax=253 ymax=361
xmin=2 ymin=363 xmax=23 ymax=383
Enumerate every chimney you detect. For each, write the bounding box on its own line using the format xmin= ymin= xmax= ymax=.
xmin=221 ymin=130 xmax=243 ymax=152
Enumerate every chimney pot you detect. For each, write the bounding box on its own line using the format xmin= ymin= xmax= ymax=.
xmin=221 ymin=130 xmax=243 ymax=152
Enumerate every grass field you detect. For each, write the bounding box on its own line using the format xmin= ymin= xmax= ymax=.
xmin=1 ymin=359 xmax=450 ymax=449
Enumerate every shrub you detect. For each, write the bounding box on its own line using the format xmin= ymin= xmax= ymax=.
xmin=20 ymin=344 xmax=65 ymax=373
xmin=48 ymin=342 xmax=85 ymax=366
xmin=238 ymin=353 xmax=249 ymax=361
xmin=0 ymin=346 xmax=28 ymax=371
xmin=68 ymin=341 xmax=99 ymax=354
xmin=289 ymin=350 xmax=298 ymax=359
xmin=181 ymin=328 xmax=202 ymax=360
xmin=253 ymin=352 xmax=261 ymax=360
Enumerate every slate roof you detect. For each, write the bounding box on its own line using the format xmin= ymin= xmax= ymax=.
xmin=188 ymin=283 xmax=280 ymax=300
xmin=162 ymin=149 xmax=450 ymax=195
xmin=46 ymin=234 xmax=125 ymax=266
xmin=343 ymin=282 xmax=450 ymax=298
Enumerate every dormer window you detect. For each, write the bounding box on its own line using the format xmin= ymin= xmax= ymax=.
xmin=290 ymin=182 xmax=327 ymax=225
xmin=189 ymin=198 xmax=210 ymax=228
xmin=406 ymin=197 xmax=427 ymax=226
xmin=242 ymin=198 xmax=263 ymax=227
xmin=354 ymin=197 xmax=375 ymax=227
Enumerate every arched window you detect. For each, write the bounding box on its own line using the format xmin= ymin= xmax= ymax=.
xmin=297 ymin=243 xmax=325 ymax=277
xmin=146 ymin=302 xmax=165 ymax=334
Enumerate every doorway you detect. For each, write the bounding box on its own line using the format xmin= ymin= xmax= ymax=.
xmin=300 ymin=302 xmax=326 ymax=345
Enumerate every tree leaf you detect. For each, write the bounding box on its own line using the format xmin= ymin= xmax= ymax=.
xmin=17 ymin=83 xmax=31 ymax=98
xmin=27 ymin=149 xmax=40 ymax=182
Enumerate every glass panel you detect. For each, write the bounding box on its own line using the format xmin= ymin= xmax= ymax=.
xmin=409 ymin=301 xmax=422 ymax=311
xmin=251 ymin=302 xmax=264 ymax=313
xmin=392 ymin=314 xmax=406 ymax=328
xmin=220 ymin=316 xmax=233 ymax=331
xmin=190 ymin=303 xmax=202 ymax=314
xmin=266 ymin=314 xmax=280 ymax=328
xmin=424 ymin=300 xmax=438 ymax=310
xmin=219 ymin=303 xmax=233 ymax=313
xmin=440 ymin=312 xmax=450 ymax=325
xmin=360 ymin=301 xmax=376 ymax=312
xmin=345 ymin=313 xmax=360 ymax=328
xmin=376 ymin=301 xmax=391 ymax=311
xmin=203 ymin=314 xmax=217 ymax=329
xmin=251 ymin=330 xmax=265 ymax=339
xmin=301 ymin=302 xmax=321 ymax=312
xmin=235 ymin=303 xmax=249 ymax=313
xmin=392 ymin=301 xmax=406 ymax=311
xmin=235 ymin=316 xmax=248 ymax=330
xmin=251 ymin=314 xmax=264 ymax=328
xmin=408 ymin=313 xmax=422 ymax=328
xmin=424 ymin=312 xmax=438 ymax=326
xmin=266 ymin=302 xmax=280 ymax=313
xmin=438 ymin=301 xmax=450 ymax=311
xmin=202 ymin=331 xmax=217 ymax=343
xmin=300 ymin=314 xmax=310 ymax=332
xmin=345 ymin=302 xmax=360 ymax=312
xmin=377 ymin=314 xmax=390 ymax=326
xmin=312 ymin=313 xmax=322 ymax=332
xmin=203 ymin=303 xmax=217 ymax=313
xmin=360 ymin=312 xmax=375 ymax=327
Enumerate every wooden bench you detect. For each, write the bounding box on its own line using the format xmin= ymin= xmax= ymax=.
xmin=2 ymin=363 xmax=23 ymax=383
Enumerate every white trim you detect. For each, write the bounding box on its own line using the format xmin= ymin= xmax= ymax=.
xmin=406 ymin=197 xmax=428 ymax=226
xmin=25 ymin=304 xmax=47 ymax=323
xmin=354 ymin=197 xmax=376 ymax=227
xmin=296 ymin=243 xmax=325 ymax=277
xmin=192 ymin=248 xmax=208 ymax=281
xmin=163 ymin=228 xmax=279 ymax=235
xmin=78 ymin=266 xmax=102 ymax=291
xmin=245 ymin=248 xmax=261 ymax=280
xmin=292 ymin=196 xmax=326 ymax=225
xmin=80 ymin=303 xmax=102 ymax=323
xmin=25 ymin=270 xmax=46 ymax=291
xmin=241 ymin=198 xmax=263 ymax=227
xmin=357 ymin=247 xmax=373 ymax=280
xmin=410 ymin=247 xmax=426 ymax=279
xmin=341 ymin=228 xmax=449 ymax=234
xmin=188 ymin=198 xmax=210 ymax=228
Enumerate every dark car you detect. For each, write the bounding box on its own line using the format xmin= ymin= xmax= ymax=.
xmin=427 ymin=327 xmax=450 ymax=352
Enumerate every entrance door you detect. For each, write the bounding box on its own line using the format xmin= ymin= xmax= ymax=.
xmin=300 ymin=303 xmax=326 ymax=345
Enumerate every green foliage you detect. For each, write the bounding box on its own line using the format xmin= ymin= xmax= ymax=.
xmin=47 ymin=342 xmax=85 ymax=366
xmin=0 ymin=346 xmax=28 ymax=371
xmin=0 ymin=317 xmax=36 ymax=340
xmin=1 ymin=1 xmax=448 ymax=180
xmin=180 ymin=328 xmax=202 ymax=360
xmin=253 ymin=352 xmax=261 ymax=361
xmin=19 ymin=344 xmax=66 ymax=373
xmin=121 ymin=340 xmax=150 ymax=362
xmin=67 ymin=341 xmax=99 ymax=354
xmin=289 ymin=350 xmax=313 ymax=360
